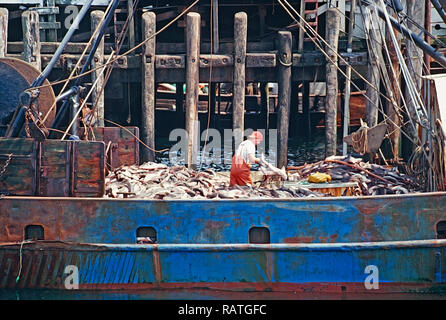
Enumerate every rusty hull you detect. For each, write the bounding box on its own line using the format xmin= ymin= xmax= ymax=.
xmin=0 ymin=192 xmax=445 ymax=294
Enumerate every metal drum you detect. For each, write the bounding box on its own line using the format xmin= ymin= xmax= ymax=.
xmin=0 ymin=58 xmax=56 ymax=135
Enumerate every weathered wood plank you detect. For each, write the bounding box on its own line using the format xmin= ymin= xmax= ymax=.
xmin=199 ymin=54 xmax=233 ymax=68
xmin=155 ymin=54 xmax=185 ymax=68
xmin=233 ymin=11 xmax=247 ymax=148
xmin=276 ymin=31 xmax=292 ymax=168
xmin=141 ymin=11 xmax=156 ymax=163
xmin=91 ymin=10 xmax=105 ymax=127
xmin=185 ymin=12 xmax=200 ymax=169
xmin=22 ymin=10 xmax=41 ymax=70
xmin=246 ymin=53 xmax=276 ymax=68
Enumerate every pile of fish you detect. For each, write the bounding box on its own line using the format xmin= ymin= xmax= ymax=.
xmin=104 ymin=156 xmax=422 ymax=200
xmin=290 ymin=155 xmax=422 ymax=195
xmin=105 ymin=162 xmax=324 ymax=200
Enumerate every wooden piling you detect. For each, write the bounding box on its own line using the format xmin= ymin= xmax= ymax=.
xmin=233 ymin=12 xmax=247 ymax=148
xmin=0 ymin=8 xmax=8 ymax=58
xmin=141 ymin=11 xmax=156 ymax=163
xmin=325 ymin=8 xmax=340 ymax=157
xmin=365 ymin=6 xmax=380 ymax=128
xmin=277 ymin=31 xmax=292 ymax=169
xmin=91 ymin=10 xmax=105 ymax=127
xmin=22 ymin=10 xmax=41 ymax=70
xmin=185 ymin=12 xmax=200 ymax=169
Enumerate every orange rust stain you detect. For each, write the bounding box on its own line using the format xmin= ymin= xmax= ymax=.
xmin=355 ymin=203 xmax=385 ymax=215
xmin=283 ymin=236 xmax=315 ymax=243
xmin=205 ymin=220 xmax=229 ymax=230
xmin=330 ymin=234 xmax=338 ymax=242
xmin=319 ymin=234 xmax=339 ymax=243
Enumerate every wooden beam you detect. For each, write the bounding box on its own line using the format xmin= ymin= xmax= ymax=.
xmin=232 ymin=11 xmax=247 ymax=148
xmin=22 ymin=10 xmax=41 ymax=70
xmin=276 ymin=31 xmax=292 ymax=168
xmin=0 ymin=8 xmax=8 ymax=58
xmin=325 ymin=8 xmax=340 ymax=157
xmin=185 ymin=12 xmax=200 ymax=169
xmin=141 ymin=11 xmax=156 ymax=163
xmin=91 ymin=10 xmax=105 ymax=127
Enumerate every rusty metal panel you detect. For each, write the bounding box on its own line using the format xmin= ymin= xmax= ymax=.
xmin=72 ymin=141 xmax=105 ymax=197
xmin=39 ymin=140 xmax=71 ymax=197
xmin=0 ymin=138 xmax=38 ymax=195
xmin=81 ymin=127 xmax=139 ymax=168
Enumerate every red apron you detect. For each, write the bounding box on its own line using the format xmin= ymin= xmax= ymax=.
xmin=230 ymin=155 xmax=252 ymax=186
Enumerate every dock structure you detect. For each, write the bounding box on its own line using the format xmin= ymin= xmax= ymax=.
xmin=0 ymin=0 xmax=445 ymax=167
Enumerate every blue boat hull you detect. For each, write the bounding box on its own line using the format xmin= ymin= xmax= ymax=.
xmin=0 ymin=193 xmax=446 ymax=296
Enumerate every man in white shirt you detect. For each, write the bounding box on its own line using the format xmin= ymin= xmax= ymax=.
xmin=230 ymin=131 xmax=263 ymax=186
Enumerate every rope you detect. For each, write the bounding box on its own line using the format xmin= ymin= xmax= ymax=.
xmin=351 ymin=126 xmax=369 ymax=154
xmin=16 ymin=240 xmax=29 ymax=283
xmin=104 ymin=119 xmax=169 ymax=154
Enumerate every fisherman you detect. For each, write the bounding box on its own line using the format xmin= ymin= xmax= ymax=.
xmin=230 ymin=131 xmax=263 ymax=186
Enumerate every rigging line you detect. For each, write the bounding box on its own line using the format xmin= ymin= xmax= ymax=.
xmin=335 ymin=3 xmax=446 ymax=51
xmin=41 ymin=0 xmax=116 ymax=124
xmin=278 ymin=0 xmax=396 ymax=115
xmin=277 ymin=0 xmax=418 ymax=145
xmin=362 ymin=5 xmax=406 ymax=122
xmin=378 ymin=0 xmax=434 ymax=171
xmin=366 ymin=5 xmax=408 ymax=153
xmin=384 ymin=0 xmax=446 ymax=49
xmin=381 ymin=0 xmax=432 ymax=80
xmin=200 ymin=0 xmax=215 ymax=169
xmin=26 ymin=0 xmax=201 ymax=93
xmin=370 ymin=4 xmax=428 ymax=130
xmin=60 ymin=52 xmax=116 ymax=140
xmin=88 ymin=0 xmax=141 ymax=128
